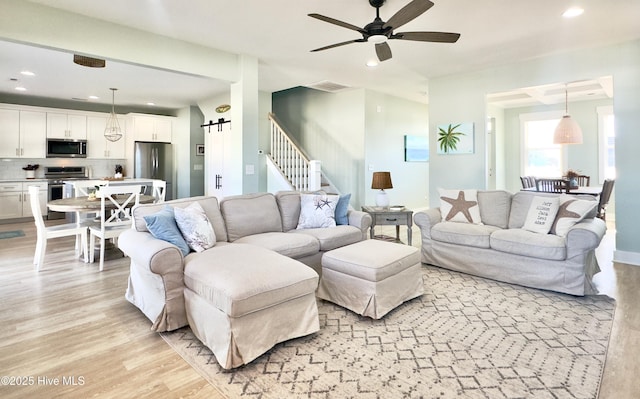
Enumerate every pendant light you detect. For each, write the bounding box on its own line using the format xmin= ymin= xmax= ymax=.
xmin=553 ymin=86 xmax=583 ymax=144
xmin=104 ymin=88 xmax=123 ymax=142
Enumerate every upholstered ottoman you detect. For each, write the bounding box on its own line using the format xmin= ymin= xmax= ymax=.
xmin=317 ymin=240 xmax=423 ymax=319
xmin=183 ymin=243 xmax=320 ymax=369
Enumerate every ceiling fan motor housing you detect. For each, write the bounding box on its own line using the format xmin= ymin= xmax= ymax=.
xmin=369 ymin=0 xmax=386 ymax=7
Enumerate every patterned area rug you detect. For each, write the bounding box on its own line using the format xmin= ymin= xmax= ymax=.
xmin=0 ymin=230 xmax=25 ymax=240
xmin=161 ymin=266 xmax=615 ymax=399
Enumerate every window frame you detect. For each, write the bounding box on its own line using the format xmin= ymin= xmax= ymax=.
xmin=597 ymin=105 xmax=615 ymax=184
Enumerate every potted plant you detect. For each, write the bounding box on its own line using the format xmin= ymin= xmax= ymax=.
xmin=437 ymin=124 xmax=464 ymax=153
xmin=22 ymin=164 xmax=39 ymax=179
xmin=114 ymin=164 xmax=123 ymax=179
xmin=565 ymin=169 xmax=580 ymax=188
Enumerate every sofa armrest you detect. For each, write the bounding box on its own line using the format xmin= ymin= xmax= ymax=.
xmin=347 ymin=210 xmax=372 ymax=239
xmin=118 ymin=229 xmax=187 ymax=332
xmin=414 ymin=208 xmax=442 ymax=236
xmin=566 ymin=217 xmax=607 ymax=258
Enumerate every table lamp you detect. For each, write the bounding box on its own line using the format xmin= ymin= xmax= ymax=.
xmin=371 ymin=171 xmax=393 ymax=207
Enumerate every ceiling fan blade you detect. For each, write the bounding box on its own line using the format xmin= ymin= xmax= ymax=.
xmin=375 ymin=42 xmax=392 ymax=62
xmin=308 ymin=13 xmax=367 ymax=35
xmin=383 ymin=0 xmax=434 ymax=30
xmin=392 ymin=31 xmax=461 ymax=43
xmin=311 ymin=39 xmax=366 ymax=52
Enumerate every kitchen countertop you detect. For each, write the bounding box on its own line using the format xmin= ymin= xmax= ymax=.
xmin=0 ymin=178 xmax=49 ymax=183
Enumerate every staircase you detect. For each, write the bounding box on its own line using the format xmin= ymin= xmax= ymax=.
xmin=268 ymin=113 xmax=338 ymax=193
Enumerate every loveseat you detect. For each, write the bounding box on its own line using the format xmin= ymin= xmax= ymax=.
xmin=119 ymin=191 xmax=372 ymax=333
xmin=414 ymin=190 xmax=606 ymax=296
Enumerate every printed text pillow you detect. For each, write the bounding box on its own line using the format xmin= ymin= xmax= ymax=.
xmin=522 ymin=196 xmax=560 ymax=234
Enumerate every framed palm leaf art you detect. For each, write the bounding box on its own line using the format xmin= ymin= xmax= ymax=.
xmin=437 ymin=122 xmax=474 ymax=154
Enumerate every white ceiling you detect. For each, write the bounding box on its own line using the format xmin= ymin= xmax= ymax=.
xmin=1 ymin=0 xmax=639 ymax=109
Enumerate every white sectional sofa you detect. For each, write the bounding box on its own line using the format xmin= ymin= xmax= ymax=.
xmin=118 ymin=191 xmax=371 ymax=369
xmin=414 ymin=190 xmax=606 ymax=296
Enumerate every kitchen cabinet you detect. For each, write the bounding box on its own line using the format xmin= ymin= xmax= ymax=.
xmin=47 ymin=112 xmax=87 ymax=139
xmin=87 ymin=115 xmax=126 ymax=159
xmin=130 ymin=114 xmax=172 ymax=142
xmin=0 ymin=108 xmax=46 ymax=158
xmin=0 ymin=181 xmax=47 ymax=219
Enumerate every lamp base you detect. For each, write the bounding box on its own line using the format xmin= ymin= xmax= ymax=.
xmin=375 ymin=190 xmax=390 ymax=207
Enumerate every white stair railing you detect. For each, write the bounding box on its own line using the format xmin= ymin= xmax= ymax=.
xmin=269 ymin=113 xmax=313 ymax=191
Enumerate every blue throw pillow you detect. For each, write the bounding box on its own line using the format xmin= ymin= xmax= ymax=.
xmin=144 ymin=206 xmax=190 ymax=257
xmin=335 ymin=193 xmax=351 ymax=225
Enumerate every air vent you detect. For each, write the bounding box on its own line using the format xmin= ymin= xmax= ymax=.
xmin=305 ymin=80 xmax=350 ymax=93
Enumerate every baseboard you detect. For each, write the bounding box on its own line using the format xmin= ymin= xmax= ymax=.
xmin=613 ymin=250 xmax=640 ymax=267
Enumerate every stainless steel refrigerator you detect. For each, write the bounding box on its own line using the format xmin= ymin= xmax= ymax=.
xmin=134 ymin=141 xmax=173 ymax=200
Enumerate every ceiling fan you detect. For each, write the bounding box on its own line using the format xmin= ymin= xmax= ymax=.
xmin=309 ymin=0 xmax=460 ymax=62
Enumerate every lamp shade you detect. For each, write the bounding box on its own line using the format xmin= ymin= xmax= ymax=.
xmin=553 ymin=115 xmax=583 ymax=144
xmin=371 ymin=172 xmax=393 ymax=190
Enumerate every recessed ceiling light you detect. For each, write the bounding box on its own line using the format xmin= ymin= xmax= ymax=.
xmin=366 ymin=60 xmax=379 ymax=67
xmin=88 ymin=95 xmax=99 ymax=100
xmin=146 ymin=102 xmax=156 ymax=106
xmin=20 ymin=70 xmax=35 ymax=76
xmin=15 ymin=86 xmax=27 ymax=91
xmin=562 ymin=7 xmax=584 ymax=18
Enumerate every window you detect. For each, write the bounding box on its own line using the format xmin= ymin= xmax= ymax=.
xmin=598 ymin=106 xmax=615 ymax=182
xmin=520 ymin=112 xmax=563 ymax=177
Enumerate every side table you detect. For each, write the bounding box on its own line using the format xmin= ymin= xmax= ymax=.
xmin=361 ymin=206 xmax=413 ymax=246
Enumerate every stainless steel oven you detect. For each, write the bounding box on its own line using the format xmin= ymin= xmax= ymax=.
xmin=45 ymin=166 xmax=87 ymax=220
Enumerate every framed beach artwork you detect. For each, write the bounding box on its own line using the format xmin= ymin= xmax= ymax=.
xmin=437 ymin=122 xmax=474 ymax=154
xmin=404 ymin=135 xmax=429 ymax=162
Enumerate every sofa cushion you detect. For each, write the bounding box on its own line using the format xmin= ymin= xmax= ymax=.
xmin=133 ymin=196 xmax=228 ymax=242
xmin=438 ymin=188 xmax=482 ymax=224
xmin=431 ymin=222 xmax=501 ymax=249
xmin=551 ymin=194 xmax=597 ymax=237
xmin=183 ymin=243 xmax=318 ymax=318
xmin=234 ymin=232 xmax=319 ymax=258
xmin=522 ymin=196 xmax=560 ymax=234
xmin=291 ymin=225 xmax=362 ymax=251
xmin=221 ymin=193 xmax=283 ymax=242
xmin=143 ymin=205 xmax=190 ymax=257
xmin=297 ymin=193 xmax=339 ymax=229
xmin=275 ymin=191 xmax=301 ymax=232
xmin=478 ymin=190 xmax=512 ymax=228
xmin=175 ymin=202 xmax=216 ymax=252
xmin=490 ymin=229 xmax=566 ymax=260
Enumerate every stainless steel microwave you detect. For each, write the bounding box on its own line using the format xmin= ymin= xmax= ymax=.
xmin=46 ymin=139 xmax=87 ymax=158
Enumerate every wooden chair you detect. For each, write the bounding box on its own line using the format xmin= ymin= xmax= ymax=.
xmin=520 ymin=176 xmax=536 ymax=189
xmin=152 ymin=180 xmax=166 ymax=203
xmin=597 ymin=179 xmax=615 ymax=221
xmin=28 ymin=185 xmax=88 ymax=271
xmin=89 ymin=185 xmax=141 ymax=271
xmin=575 ymin=175 xmax=591 ymax=187
xmin=536 ymin=178 xmax=568 ymax=193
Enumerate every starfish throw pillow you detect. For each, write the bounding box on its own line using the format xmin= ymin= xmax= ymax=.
xmin=551 ymin=194 xmax=597 ymax=236
xmin=438 ymin=189 xmax=482 ymax=224
xmin=297 ymin=193 xmax=339 ymax=229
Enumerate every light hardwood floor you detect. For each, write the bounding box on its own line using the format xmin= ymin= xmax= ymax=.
xmin=0 ymin=219 xmax=638 ymax=398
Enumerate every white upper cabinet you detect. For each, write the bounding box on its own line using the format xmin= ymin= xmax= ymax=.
xmin=0 ymin=108 xmax=46 ymax=158
xmin=87 ymin=115 xmax=125 ymax=159
xmin=130 ymin=114 xmax=172 ymax=142
xmin=47 ymin=112 xmax=87 ymax=139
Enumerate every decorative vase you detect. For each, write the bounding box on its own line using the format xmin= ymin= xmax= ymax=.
xmin=569 ymin=177 xmax=578 ymax=188
xmin=26 ymin=170 xmax=35 ymax=179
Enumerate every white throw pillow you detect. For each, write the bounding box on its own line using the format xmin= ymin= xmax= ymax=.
xmin=297 ymin=193 xmax=339 ymax=229
xmin=551 ymin=194 xmax=597 ymax=237
xmin=522 ymin=196 xmax=560 ymax=234
xmin=174 ymin=202 xmax=216 ymax=252
xmin=438 ymin=188 xmax=482 ymax=224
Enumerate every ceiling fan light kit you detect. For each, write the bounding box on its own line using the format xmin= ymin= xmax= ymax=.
xmin=309 ymin=0 xmax=460 ymax=62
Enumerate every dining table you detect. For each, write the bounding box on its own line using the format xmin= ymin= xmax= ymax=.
xmin=521 ymin=186 xmax=602 ymax=196
xmin=47 ymin=194 xmax=156 ymax=213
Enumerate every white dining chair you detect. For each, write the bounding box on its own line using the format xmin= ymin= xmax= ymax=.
xmin=152 ymin=180 xmax=166 ymax=203
xmin=28 ymin=185 xmax=88 ymax=271
xmin=89 ymin=185 xmax=141 ymax=271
